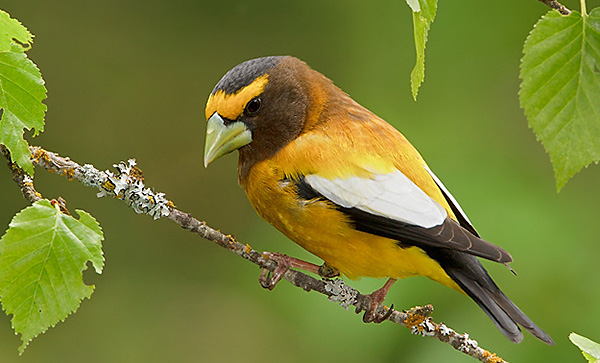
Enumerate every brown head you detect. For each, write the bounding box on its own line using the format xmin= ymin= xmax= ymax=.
xmin=203 ymin=56 xmax=340 ymax=181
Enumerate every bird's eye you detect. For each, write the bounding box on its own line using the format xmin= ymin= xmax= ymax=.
xmin=245 ymin=97 xmax=262 ymax=116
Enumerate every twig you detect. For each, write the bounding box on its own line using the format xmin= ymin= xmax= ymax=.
xmin=3 ymin=146 xmax=508 ymax=363
xmin=1 ymin=145 xmax=42 ymax=203
xmin=538 ymin=0 xmax=571 ymax=15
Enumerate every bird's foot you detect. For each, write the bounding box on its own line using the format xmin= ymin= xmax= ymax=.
xmin=259 ymin=252 xmax=322 ymax=290
xmin=318 ymin=262 xmax=340 ymax=279
xmin=355 ymin=278 xmax=397 ymax=323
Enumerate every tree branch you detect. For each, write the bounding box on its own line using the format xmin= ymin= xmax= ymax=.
xmin=537 ymin=0 xmax=571 ymax=15
xmin=4 ymin=146 xmax=508 ymax=363
xmin=1 ymin=145 xmax=42 ymax=204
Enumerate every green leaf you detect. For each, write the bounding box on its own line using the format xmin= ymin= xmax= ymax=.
xmin=570 ymin=332 xmax=600 ymax=363
xmin=0 ymin=51 xmax=47 ymax=175
xmin=0 ymin=200 xmax=104 ymax=354
xmin=582 ymin=352 xmax=599 ymax=363
xmin=520 ymin=10 xmax=600 ymax=191
xmin=0 ymin=9 xmax=33 ymax=53
xmin=409 ymin=0 xmax=437 ymax=100
xmin=0 ymin=9 xmax=46 ymax=175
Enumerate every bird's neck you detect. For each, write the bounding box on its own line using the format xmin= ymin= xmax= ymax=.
xmin=237 ymin=69 xmax=344 ymax=185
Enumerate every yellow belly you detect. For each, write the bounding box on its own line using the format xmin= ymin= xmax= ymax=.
xmin=243 ymin=162 xmax=462 ymax=292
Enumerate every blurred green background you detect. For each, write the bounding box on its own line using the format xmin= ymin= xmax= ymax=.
xmin=1 ymin=0 xmax=599 ymax=362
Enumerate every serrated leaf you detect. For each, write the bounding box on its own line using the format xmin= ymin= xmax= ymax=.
xmin=0 ymin=200 xmax=104 ymax=354
xmin=0 ymin=51 xmax=47 ymax=175
xmin=520 ymin=10 xmax=600 ymax=191
xmin=409 ymin=0 xmax=437 ymax=100
xmin=0 ymin=10 xmax=33 ymax=53
xmin=570 ymin=333 xmax=600 ymax=363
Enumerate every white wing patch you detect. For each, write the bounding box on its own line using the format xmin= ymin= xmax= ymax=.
xmin=423 ymin=165 xmax=473 ymax=227
xmin=304 ymin=171 xmax=447 ymax=228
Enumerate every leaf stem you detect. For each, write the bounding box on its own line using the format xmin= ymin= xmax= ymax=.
xmin=580 ymin=0 xmax=587 ymax=16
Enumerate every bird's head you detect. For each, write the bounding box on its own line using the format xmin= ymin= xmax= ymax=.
xmin=203 ymin=56 xmax=331 ymax=171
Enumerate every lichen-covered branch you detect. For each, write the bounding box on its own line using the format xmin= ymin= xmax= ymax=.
xmin=1 ymin=145 xmax=42 ymax=204
xmin=3 ymin=146 xmax=508 ymax=363
xmin=537 ymin=0 xmax=571 ymax=15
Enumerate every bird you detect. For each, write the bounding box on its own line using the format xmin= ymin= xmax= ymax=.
xmin=202 ymin=55 xmax=554 ymax=345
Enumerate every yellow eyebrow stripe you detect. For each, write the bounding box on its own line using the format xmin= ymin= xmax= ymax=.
xmin=205 ymin=75 xmax=269 ymax=120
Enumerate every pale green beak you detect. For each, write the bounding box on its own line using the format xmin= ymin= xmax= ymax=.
xmin=203 ymin=112 xmax=252 ymax=167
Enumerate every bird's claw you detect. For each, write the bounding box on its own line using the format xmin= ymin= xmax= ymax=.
xmin=356 ymin=298 xmax=394 ymax=323
xmin=259 ymin=252 xmax=323 ymax=290
xmin=355 ymin=278 xmax=397 ymax=323
xmin=371 ymin=304 xmax=394 ymax=323
xmin=259 ymin=252 xmax=289 ymax=290
xmin=318 ymin=263 xmax=340 ymax=279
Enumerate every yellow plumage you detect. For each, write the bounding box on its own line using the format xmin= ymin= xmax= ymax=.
xmin=242 ymin=113 xmax=462 ymax=291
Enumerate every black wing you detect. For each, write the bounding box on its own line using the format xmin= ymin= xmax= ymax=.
xmin=294 ymin=176 xmax=512 ymax=263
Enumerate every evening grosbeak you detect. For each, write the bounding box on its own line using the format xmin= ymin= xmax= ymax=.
xmin=203 ymin=56 xmax=553 ymax=345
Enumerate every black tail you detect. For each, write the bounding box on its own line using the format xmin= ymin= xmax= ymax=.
xmin=426 ymin=248 xmax=554 ymax=345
